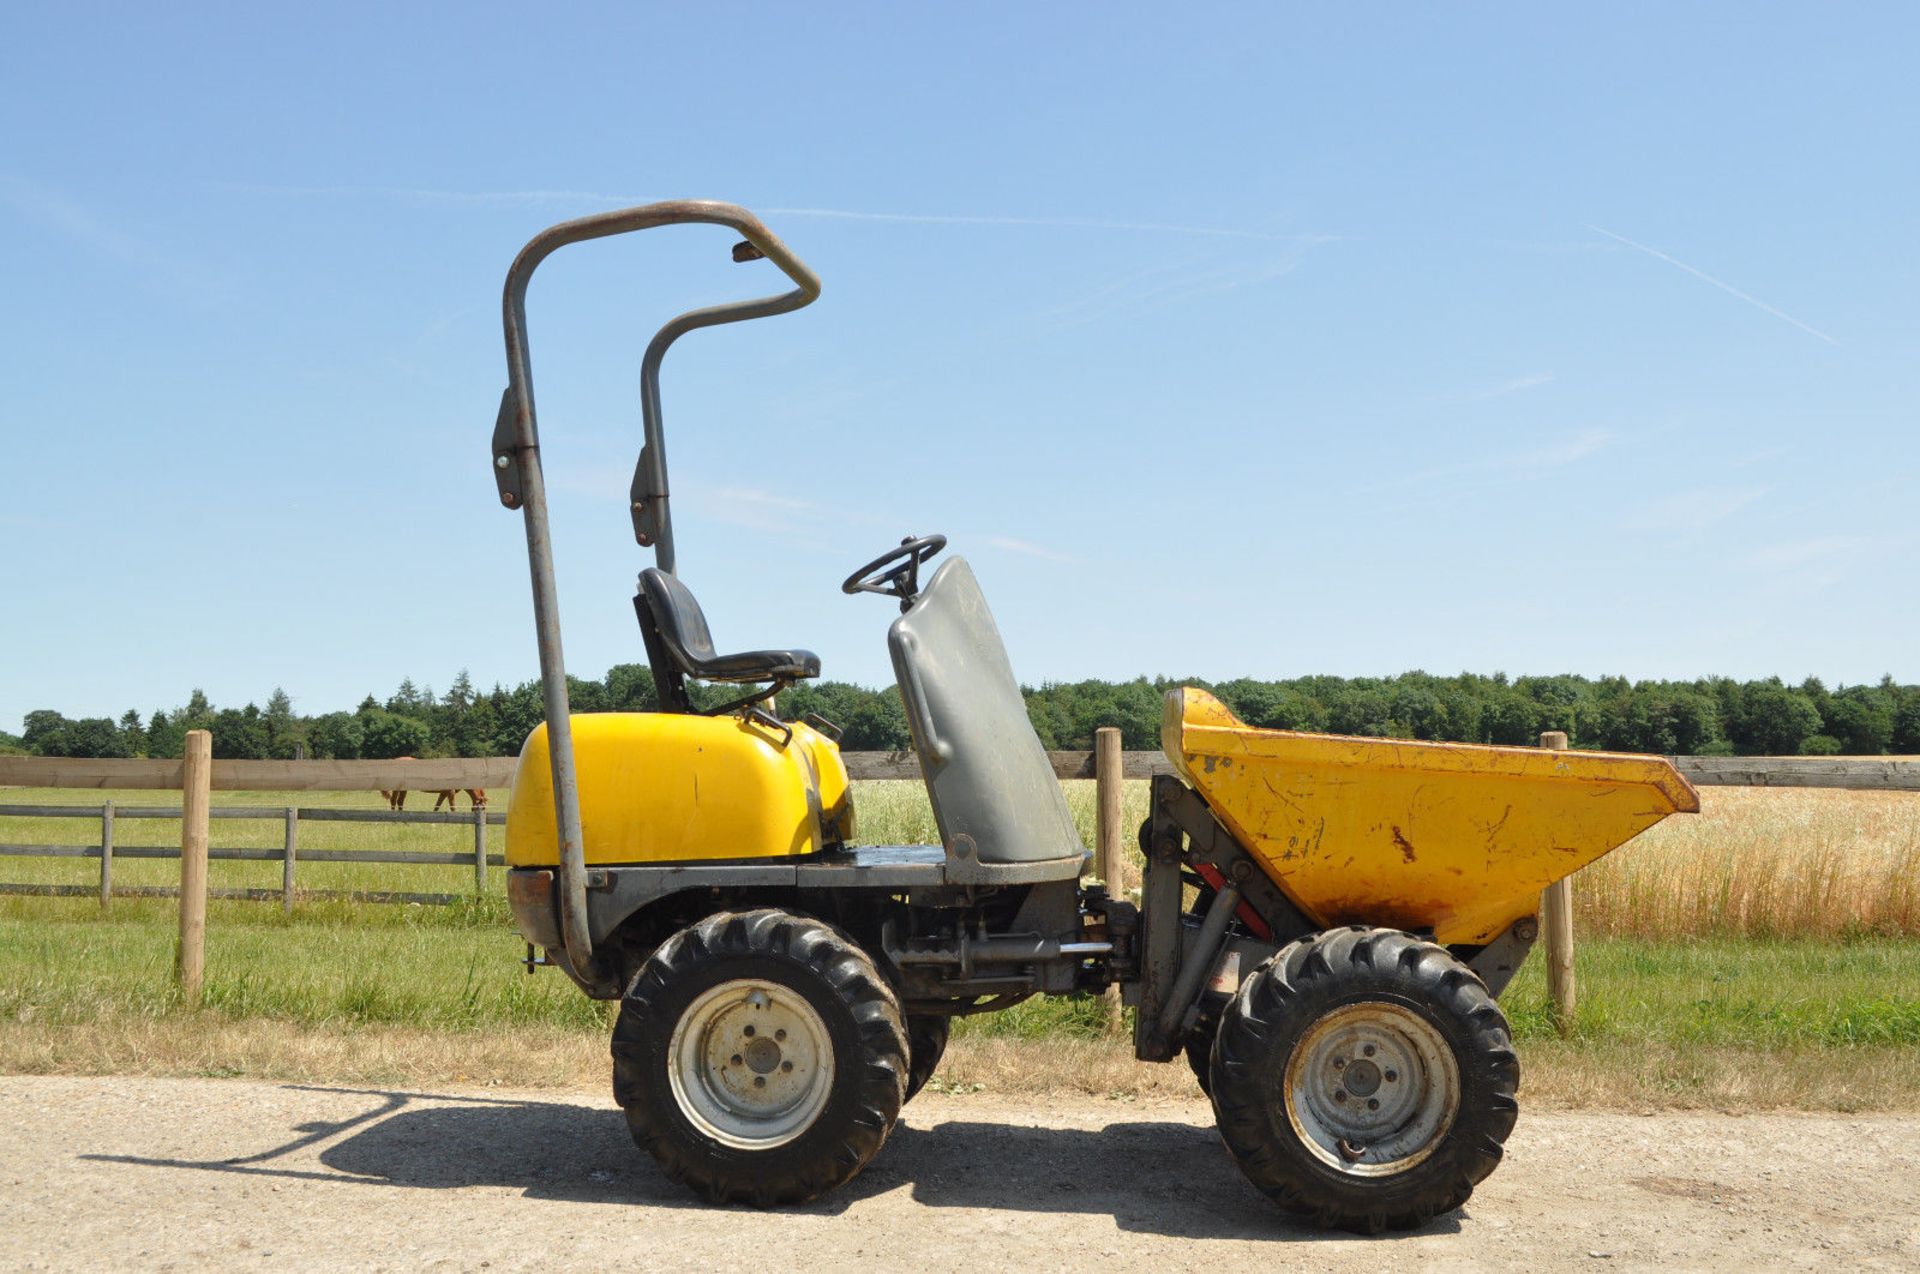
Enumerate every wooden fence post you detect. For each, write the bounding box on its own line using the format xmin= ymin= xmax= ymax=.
xmin=472 ymin=804 xmax=488 ymax=895
xmin=1094 ymin=728 xmax=1125 ymax=892
xmin=1539 ymin=729 xmax=1576 ymax=1035
xmin=98 ymin=800 xmax=114 ymax=910
xmin=282 ymin=807 xmax=298 ymax=916
xmin=1094 ymin=726 xmax=1126 ymax=1031
xmin=176 ymin=730 xmax=212 ymax=1001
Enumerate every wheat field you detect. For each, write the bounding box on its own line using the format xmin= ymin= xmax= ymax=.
xmin=1574 ymin=787 xmax=1920 ymax=939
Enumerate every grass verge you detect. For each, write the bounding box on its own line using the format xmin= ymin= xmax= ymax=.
xmin=2 ymin=891 xmax=1914 ymax=1109
xmin=2 ymin=783 xmax=1916 ymax=1108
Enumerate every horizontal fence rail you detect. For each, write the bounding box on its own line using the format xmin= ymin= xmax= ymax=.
xmin=1667 ymin=755 xmax=1920 ymax=791
xmin=0 ymin=804 xmax=503 ymax=823
xmin=0 ymin=756 xmax=519 ymax=791
xmin=5 ymin=751 xmax=1917 ymax=790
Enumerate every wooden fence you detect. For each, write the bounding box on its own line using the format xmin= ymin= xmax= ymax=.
xmin=0 ymin=801 xmax=504 ymax=910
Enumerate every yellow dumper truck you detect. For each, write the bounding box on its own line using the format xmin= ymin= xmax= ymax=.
xmin=489 ymin=202 xmax=1698 ymax=1231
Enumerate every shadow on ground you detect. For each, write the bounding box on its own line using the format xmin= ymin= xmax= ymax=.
xmin=85 ymin=1085 xmax=1463 ymax=1243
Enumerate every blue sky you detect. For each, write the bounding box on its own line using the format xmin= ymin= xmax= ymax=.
xmin=3 ymin=3 xmax=1915 ymax=731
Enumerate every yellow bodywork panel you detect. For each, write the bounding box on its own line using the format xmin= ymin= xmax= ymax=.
xmin=1163 ymin=688 xmax=1699 ymax=945
xmin=505 ymin=713 xmax=852 ymax=868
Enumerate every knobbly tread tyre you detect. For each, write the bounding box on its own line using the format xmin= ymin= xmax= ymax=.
xmin=611 ymin=908 xmax=908 ymax=1206
xmin=904 ymin=1014 xmax=951 ymax=1103
xmin=1209 ymin=926 xmax=1519 ymax=1234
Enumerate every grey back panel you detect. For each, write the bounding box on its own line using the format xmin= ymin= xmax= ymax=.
xmin=888 ymin=557 xmax=1086 ymax=866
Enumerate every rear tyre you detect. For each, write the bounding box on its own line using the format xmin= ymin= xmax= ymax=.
xmin=1210 ymin=926 xmax=1518 ymax=1233
xmin=612 ymin=908 xmax=908 ymax=1205
xmin=904 ymin=1014 xmax=951 ymax=1103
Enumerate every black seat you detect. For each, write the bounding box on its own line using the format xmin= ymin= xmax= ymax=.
xmin=635 ymin=568 xmax=820 ymax=713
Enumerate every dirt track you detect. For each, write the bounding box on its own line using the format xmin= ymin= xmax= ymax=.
xmin=1 ymin=1077 xmax=1915 ymax=1271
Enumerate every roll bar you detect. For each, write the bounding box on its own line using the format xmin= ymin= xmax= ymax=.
xmin=490 ymin=201 xmax=821 ymax=994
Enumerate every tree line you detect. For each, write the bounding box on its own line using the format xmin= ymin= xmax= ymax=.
xmin=6 ymin=667 xmax=1919 ymax=761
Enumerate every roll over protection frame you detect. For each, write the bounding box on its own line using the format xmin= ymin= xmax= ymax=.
xmin=491 ymin=201 xmax=821 ymax=993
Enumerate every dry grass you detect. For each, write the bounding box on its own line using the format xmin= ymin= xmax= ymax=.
xmin=1505 ymin=1037 xmax=1920 ymax=1111
xmin=3 ymin=1017 xmax=1913 ymax=1112
xmin=0 ymin=1015 xmax=607 ymax=1089
xmin=936 ymin=1036 xmax=1920 ymax=1111
xmin=1576 ymin=787 xmax=1920 ymax=940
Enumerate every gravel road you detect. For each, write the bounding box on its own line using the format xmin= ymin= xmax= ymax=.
xmin=1 ymin=1076 xmax=1914 ymax=1271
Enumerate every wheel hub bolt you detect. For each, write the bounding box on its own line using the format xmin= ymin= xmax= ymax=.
xmin=1384 ymin=1069 xmax=1397 ymax=1082
xmin=775 ymin=1029 xmax=787 ymax=1041
xmin=1334 ymin=1090 xmax=1348 ymax=1103
xmin=754 ymin=1076 xmax=766 ymax=1088
xmin=1363 ymin=1044 xmax=1376 ymax=1057
xmin=1332 ymin=1057 xmax=1346 ymax=1069
xmin=1343 ymin=1058 xmax=1383 ymax=1097
xmin=781 ymin=1061 xmax=793 ymax=1072
xmin=1367 ymin=1098 xmax=1380 ymax=1111
xmin=743 ymin=1025 xmax=755 ymax=1037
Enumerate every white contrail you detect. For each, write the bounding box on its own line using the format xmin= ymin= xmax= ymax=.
xmin=759 ymin=206 xmax=1322 ymax=242
xmin=986 ymin=535 xmax=1077 ymax=564
xmin=217 ymin=182 xmax=1314 ymax=241
xmin=218 ymin=182 xmax=648 ymax=206
xmin=1586 ymin=223 xmax=1838 ymax=346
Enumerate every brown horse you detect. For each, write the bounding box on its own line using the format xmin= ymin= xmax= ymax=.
xmin=379 ymin=757 xmax=486 ymax=811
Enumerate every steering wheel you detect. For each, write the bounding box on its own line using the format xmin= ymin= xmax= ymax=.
xmin=842 ymin=534 xmax=947 ymax=607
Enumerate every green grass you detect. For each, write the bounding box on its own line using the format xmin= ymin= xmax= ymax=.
xmin=946 ymin=935 xmax=1920 ymax=1047
xmin=7 ymin=887 xmax=1910 ymax=1057
xmin=1501 ymin=935 xmax=1920 ymax=1047
xmin=0 ymin=893 xmax=608 ymax=1033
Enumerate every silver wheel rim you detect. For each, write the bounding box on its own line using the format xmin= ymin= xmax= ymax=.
xmin=667 ymin=979 xmax=836 ymax=1150
xmin=1283 ymin=1000 xmax=1460 ymax=1177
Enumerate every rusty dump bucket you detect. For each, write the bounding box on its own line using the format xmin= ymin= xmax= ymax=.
xmin=1162 ymin=689 xmax=1700 ymax=946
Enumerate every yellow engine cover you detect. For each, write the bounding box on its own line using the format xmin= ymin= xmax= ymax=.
xmin=505 ymin=713 xmax=852 ymax=868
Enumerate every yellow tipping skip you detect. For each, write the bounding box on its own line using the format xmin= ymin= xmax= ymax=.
xmin=506 ymin=713 xmax=852 ymax=868
xmin=1163 ymin=688 xmax=1699 ymax=945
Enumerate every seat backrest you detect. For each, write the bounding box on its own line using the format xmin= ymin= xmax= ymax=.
xmin=639 ymin=568 xmax=719 ymax=671
xmin=887 ymin=557 xmax=1085 ymax=865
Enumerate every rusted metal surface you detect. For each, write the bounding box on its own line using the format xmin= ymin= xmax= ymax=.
xmin=1132 ymin=774 xmax=1190 ymax=1062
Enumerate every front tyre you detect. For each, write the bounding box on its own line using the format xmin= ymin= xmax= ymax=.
xmin=613 ymin=909 xmax=909 ymax=1205
xmin=1210 ymin=927 xmax=1518 ymax=1233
